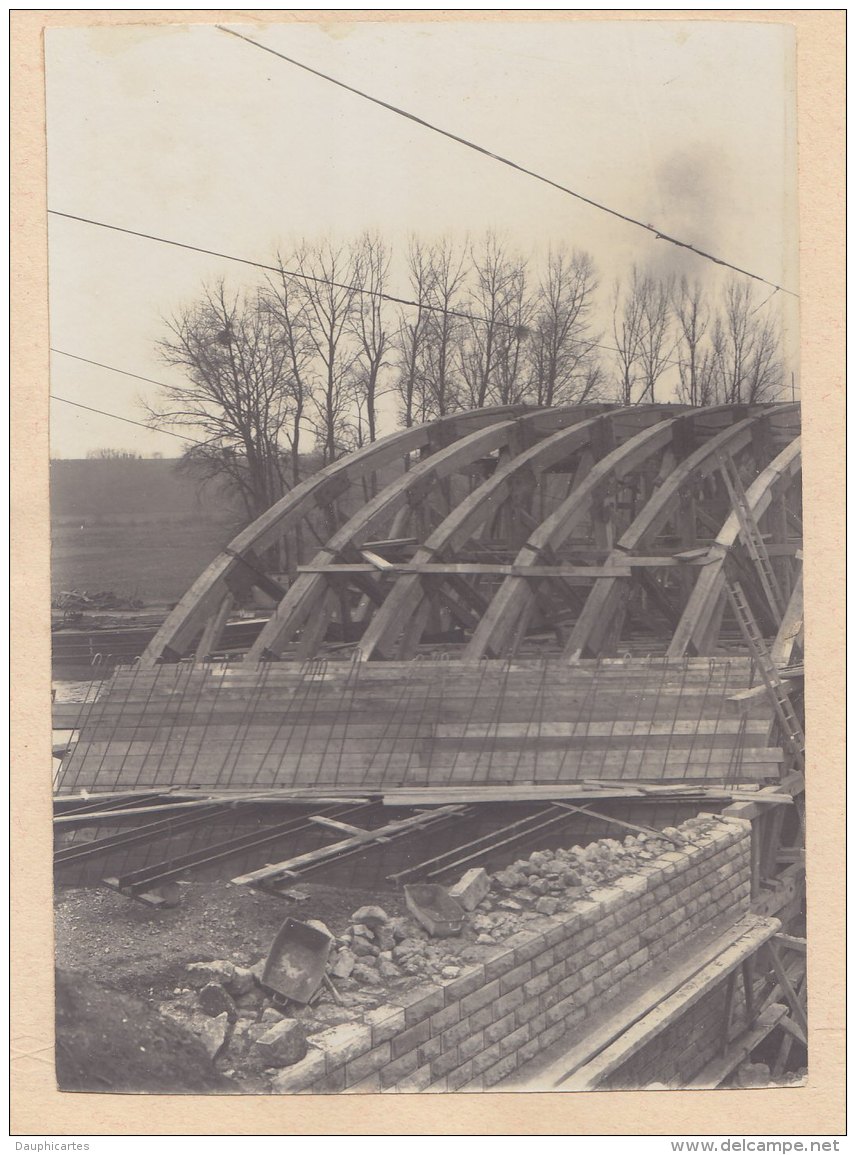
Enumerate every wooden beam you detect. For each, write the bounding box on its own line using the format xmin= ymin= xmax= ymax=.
xmin=359 ymin=550 xmax=396 ymax=571
xmin=764 ymin=939 xmax=808 ymax=1037
xmin=230 ymin=805 xmax=467 ymax=885
xmin=549 ymin=800 xmax=684 ymax=846
xmin=774 ymin=932 xmax=807 ymax=954
xmin=728 ymin=681 xmax=793 ymax=709
xmin=668 ymin=437 xmax=802 ymax=658
xmin=307 ymin=815 xmax=369 ymax=836
xmin=770 ymin=571 xmax=804 ymax=667
xmin=777 ymin=1014 xmax=807 ymax=1048
xmin=54 ymin=792 xmax=370 ymax=823
xmin=194 ymin=592 xmax=234 ymax=660
xmin=298 ymin=563 xmax=634 ymax=578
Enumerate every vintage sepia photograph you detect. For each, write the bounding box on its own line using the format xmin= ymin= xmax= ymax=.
xmin=44 ymin=16 xmax=808 ymax=1100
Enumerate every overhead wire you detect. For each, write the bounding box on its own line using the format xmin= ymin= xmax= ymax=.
xmin=50 ymin=394 xmax=203 ymax=443
xmin=50 ymin=345 xmax=405 ymax=406
xmin=51 ymin=348 xmax=190 ymax=393
xmin=216 ymin=23 xmax=798 ymax=301
xmin=48 ymin=209 xmax=520 ymax=330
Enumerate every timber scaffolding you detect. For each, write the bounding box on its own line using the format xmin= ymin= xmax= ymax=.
xmin=55 ymin=401 xmax=803 ymax=801
xmin=53 ymin=401 xmax=804 ymax=897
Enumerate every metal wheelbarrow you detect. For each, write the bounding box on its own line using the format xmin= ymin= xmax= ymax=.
xmin=261 ymin=917 xmax=334 ymax=1005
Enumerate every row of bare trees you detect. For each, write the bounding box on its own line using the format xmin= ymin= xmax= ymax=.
xmin=151 ymin=232 xmax=787 ymax=520
xmin=616 ymin=270 xmax=783 ymax=410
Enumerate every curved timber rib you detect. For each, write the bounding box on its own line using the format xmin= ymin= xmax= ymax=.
xmin=247 ymin=417 xmax=527 ymax=659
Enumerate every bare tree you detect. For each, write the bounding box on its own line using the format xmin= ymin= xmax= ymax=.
xmin=637 ymin=271 xmax=673 ymax=402
xmin=348 ymin=232 xmax=391 ymax=448
xmin=530 ymin=247 xmax=602 ymax=406
xmin=710 ymin=280 xmax=784 ymax=405
xmin=459 ymin=233 xmax=528 ymax=408
xmin=152 ymin=281 xmax=294 ymax=521
xmin=419 ymin=237 xmax=468 ymax=418
xmin=493 ymin=278 xmax=534 ymax=406
xmin=289 ymin=240 xmax=361 ymax=464
xmin=264 ymin=268 xmax=317 ymax=488
xmin=393 ymin=237 xmax=433 ymax=427
xmin=672 ymin=276 xmax=716 ymax=407
xmin=612 ymin=270 xmax=646 ymax=405
xmin=611 ymin=266 xmax=673 ymax=404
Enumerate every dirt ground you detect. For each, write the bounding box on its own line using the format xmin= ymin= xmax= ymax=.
xmin=54 ymin=877 xmax=420 ymax=1093
xmin=54 ymin=879 xmax=411 ymax=1001
xmin=55 ymin=969 xmax=237 ymax=1094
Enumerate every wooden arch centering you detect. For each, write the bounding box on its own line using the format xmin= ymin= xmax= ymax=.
xmin=140 ymin=403 xmax=802 ymax=666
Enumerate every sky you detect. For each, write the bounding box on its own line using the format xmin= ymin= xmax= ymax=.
xmin=46 ymin=17 xmax=798 ymax=459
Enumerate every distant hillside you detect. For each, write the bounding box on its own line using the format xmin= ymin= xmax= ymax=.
xmin=50 ymin=458 xmax=246 ymax=604
xmin=50 ymin=458 xmax=242 ymax=522
xmin=48 ymin=453 xmax=408 ymax=605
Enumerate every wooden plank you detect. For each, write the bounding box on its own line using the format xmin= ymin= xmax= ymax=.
xmin=722 ymin=775 xmax=802 ymax=822
xmin=433 ymin=720 xmax=769 ymax=739
xmin=64 ymin=689 xmax=768 ymax=724
xmin=776 ymin=1014 xmax=807 ymax=1048
xmin=774 ymin=933 xmax=807 ymax=955
xmin=307 ymin=815 xmax=372 ymax=837
xmin=557 ymin=916 xmax=781 ymax=1090
xmin=383 ymin=786 xmax=649 ymax=805
xmin=729 ymin=681 xmax=792 ymax=709
xmin=299 ymin=563 xmax=634 ymax=578
xmin=230 ymin=805 xmax=467 ymax=885
xmin=359 ymin=550 xmax=396 ymax=571
xmin=380 ymin=783 xmax=767 ymax=806
xmin=53 ymin=792 xmax=370 ymax=821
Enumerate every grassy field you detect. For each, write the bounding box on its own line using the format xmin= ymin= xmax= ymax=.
xmin=51 ymin=515 xmax=239 ymax=606
xmin=49 ymin=454 xmax=411 ymax=607
xmin=51 ymin=458 xmax=246 ymax=605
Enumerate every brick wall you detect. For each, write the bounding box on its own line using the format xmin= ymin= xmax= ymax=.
xmin=271 ymin=814 xmax=752 ymax=1093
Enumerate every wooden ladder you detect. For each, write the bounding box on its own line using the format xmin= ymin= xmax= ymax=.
xmin=717 ymin=451 xmax=784 ymax=623
xmin=725 ymin=579 xmax=805 ymax=774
